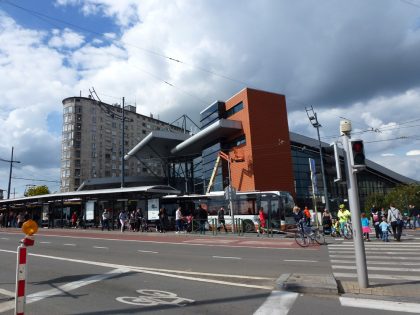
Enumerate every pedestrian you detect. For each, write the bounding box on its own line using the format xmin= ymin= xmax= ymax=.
xmin=361 ymin=212 xmax=371 ymax=241
xmin=71 ymin=212 xmax=77 ymax=228
xmin=258 ymin=207 xmax=266 ymax=235
xmin=175 ymin=206 xmax=183 ymax=233
xmin=379 ymin=216 xmax=390 ymax=242
xmin=410 ymin=204 xmax=419 ymax=230
xmin=217 ymin=207 xmax=228 ymax=233
xmin=371 ymin=205 xmax=381 ymax=239
xmin=119 ymin=209 xmax=128 ymax=232
xmin=101 ymin=209 xmax=110 ymax=231
xmin=387 ymin=203 xmax=403 ymax=241
xmin=197 ymin=205 xmax=208 ymax=235
xmin=0 ymin=212 xmax=4 ymax=228
xmin=134 ymin=208 xmax=143 ymax=232
xmin=158 ymin=207 xmax=167 ymax=233
xmin=17 ymin=212 xmax=24 ymax=228
xmin=322 ymin=209 xmax=332 ymax=234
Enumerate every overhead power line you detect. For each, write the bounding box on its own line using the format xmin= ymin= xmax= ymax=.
xmin=12 ymin=177 xmax=61 ymax=183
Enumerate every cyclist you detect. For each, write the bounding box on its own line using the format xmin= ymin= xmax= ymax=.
xmin=337 ymin=204 xmax=351 ymax=237
xmin=292 ymin=206 xmax=305 ymax=230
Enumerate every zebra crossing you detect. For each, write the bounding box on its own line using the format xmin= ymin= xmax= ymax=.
xmin=327 ymin=241 xmax=420 ymax=283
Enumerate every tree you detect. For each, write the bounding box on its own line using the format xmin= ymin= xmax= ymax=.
xmin=365 ymin=184 xmax=420 ymax=211
xmin=25 ymin=185 xmax=50 ymax=197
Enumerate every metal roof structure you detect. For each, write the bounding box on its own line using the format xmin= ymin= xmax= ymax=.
xmin=289 ymin=132 xmax=417 ymax=184
xmin=0 ymin=185 xmax=180 ymax=204
xmin=170 ymin=119 xmax=242 ymax=156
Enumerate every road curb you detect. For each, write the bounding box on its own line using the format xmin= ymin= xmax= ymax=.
xmin=276 ymin=273 xmax=339 ymax=295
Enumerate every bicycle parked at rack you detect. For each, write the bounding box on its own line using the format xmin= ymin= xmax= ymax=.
xmin=294 ymin=223 xmax=326 ymax=247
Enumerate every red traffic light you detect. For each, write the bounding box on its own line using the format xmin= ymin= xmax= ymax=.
xmin=352 ymin=141 xmax=364 ymax=153
xmin=350 ymin=139 xmax=366 ymax=168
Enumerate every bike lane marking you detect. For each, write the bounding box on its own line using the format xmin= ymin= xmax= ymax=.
xmin=116 ymin=289 xmax=194 ymax=307
xmin=0 ymin=268 xmax=129 ymax=313
xmin=253 ymin=291 xmax=298 ymax=315
xmin=340 ymin=296 xmax=420 ymax=313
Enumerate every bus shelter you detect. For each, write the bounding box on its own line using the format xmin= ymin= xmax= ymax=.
xmin=0 ymin=185 xmax=180 ymax=229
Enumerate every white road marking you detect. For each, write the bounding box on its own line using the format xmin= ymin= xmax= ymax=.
xmin=283 ymin=259 xmax=318 ymax=263
xmin=333 ymin=272 xmax=420 ymax=281
xmin=329 ymin=251 xmax=419 ymax=255
xmin=340 ymin=296 xmax=420 ymax=313
xmin=63 ymin=243 xmax=76 ymax=246
xmin=0 ymin=288 xmax=14 ymax=297
xmin=0 ymin=249 xmax=274 ymax=288
xmin=332 ymin=265 xmax=420 ymax=272
xmin=93 ymin=246 xmax=108 ymax=249
xmin=254 ymin=291 xmax=298 ymax=315
xmin=331 ymin=259 xmax=420 ymax=266
xmin=329 ymin=254 xmax=420 ymax=260
xmin=212 ymin=256 xmax=242 ymax=260
xmin=138 ymin=250 xmax=158 ymax=254
xmin=0 ymin=268 xmax=128 ymax=313
xmin=329 ymin=248 xmax=419 ymax=251
xmin=329 ymin=244 xmax=420 ymax=248
xmin=39 ymin=241 xmax=51 ymax=244
xmin=0 ymin=237 xmax=9 ymax=240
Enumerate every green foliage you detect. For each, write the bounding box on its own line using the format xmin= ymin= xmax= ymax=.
xmin=365 ymin=184 xmax=420 ymax=211
xmin=25 ymin=185 xmax=50 ymax=197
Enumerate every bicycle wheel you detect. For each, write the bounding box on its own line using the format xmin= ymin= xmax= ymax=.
xmin=314 ymin=231 xmax=326 ymax=245
xmin=295 ymin=232 xmax=309 ymax=247
xmin=344 ymin=225 xmax=353 ymax=239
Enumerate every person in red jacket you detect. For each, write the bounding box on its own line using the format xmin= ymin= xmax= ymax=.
xmin=303 ymin=207 xmax=311 ymax=227
xmin=71 ymin=212 xmax=77 ymax=228
xmin=258 ymin=207 xmax=266 ymax=235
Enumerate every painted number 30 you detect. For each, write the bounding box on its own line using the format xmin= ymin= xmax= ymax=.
xmin=116 ymin=289 xmax=195 ymax=307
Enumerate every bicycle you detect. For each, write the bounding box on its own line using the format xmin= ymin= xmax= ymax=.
xmin=342 ymin=221 xmax=353 ymax=240
xmin=294 ymin=223 xmax=326 ymax=247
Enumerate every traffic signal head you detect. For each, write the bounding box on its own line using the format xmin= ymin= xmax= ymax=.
xmin=350 ymin=139 xmax=366 ymax=168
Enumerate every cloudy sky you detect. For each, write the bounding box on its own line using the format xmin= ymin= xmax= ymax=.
xmin=0 ymin=0 xmax=419 ymax=197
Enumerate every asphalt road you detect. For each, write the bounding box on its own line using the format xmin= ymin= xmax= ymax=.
xmin=0 ymin=229 xmax=419 ymax=314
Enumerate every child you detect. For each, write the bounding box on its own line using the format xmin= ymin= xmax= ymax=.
xmin=331 ymin=218 xmax=340 ymax=236
xmin=379 ymin=217 xmax=390 ymax=242
xmin=361 ymin=213 xmax=371 ymax=241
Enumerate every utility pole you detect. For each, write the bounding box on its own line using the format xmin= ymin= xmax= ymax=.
xmin=306 ymin=106 xmax=330 ymax=213
xmin=121 ymin=97 xmax=125 ymax=188
xmin=0 ymin=147 xmax=21 ymax=199
xmin=340 ymin=120 xmax=369 ymax=288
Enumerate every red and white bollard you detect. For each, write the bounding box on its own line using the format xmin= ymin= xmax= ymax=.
xmin=15 ymin=243 xmax=27 ymax=315
xmin=15 ymin=234 xmax=35 ymax=315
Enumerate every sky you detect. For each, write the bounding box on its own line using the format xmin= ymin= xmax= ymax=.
xmin=0 ymin=0 xmax=419 ymax=198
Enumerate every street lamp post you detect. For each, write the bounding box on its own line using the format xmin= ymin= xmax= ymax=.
xmin=121 ymin=97 xmax=125 ymax=188
xmin=306 ymin=106 xmax=330 ymax=213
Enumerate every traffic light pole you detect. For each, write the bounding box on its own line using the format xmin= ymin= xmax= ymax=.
xmin=342 ymin=132 xmax=369 ymax=288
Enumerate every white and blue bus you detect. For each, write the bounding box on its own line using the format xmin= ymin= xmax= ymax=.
xmin=160 ymin=190 xmax=295 ymax=232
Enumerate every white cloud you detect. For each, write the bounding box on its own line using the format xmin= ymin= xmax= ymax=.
xmin=407 ymin=150 xmax=420 ymax=156
xmin=48 ymin=28 xmax=85 ymax=49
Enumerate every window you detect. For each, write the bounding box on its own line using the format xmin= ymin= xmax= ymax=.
xmin=226 ymin=101 xmax=243 ymax=118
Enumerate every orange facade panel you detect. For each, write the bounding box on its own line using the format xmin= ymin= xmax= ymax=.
xmin=225 ymin=88 xmax=295 ymax=194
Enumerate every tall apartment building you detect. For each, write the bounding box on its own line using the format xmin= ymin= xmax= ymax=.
xmin=60 ymin=96 xmax=182 ymax=192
